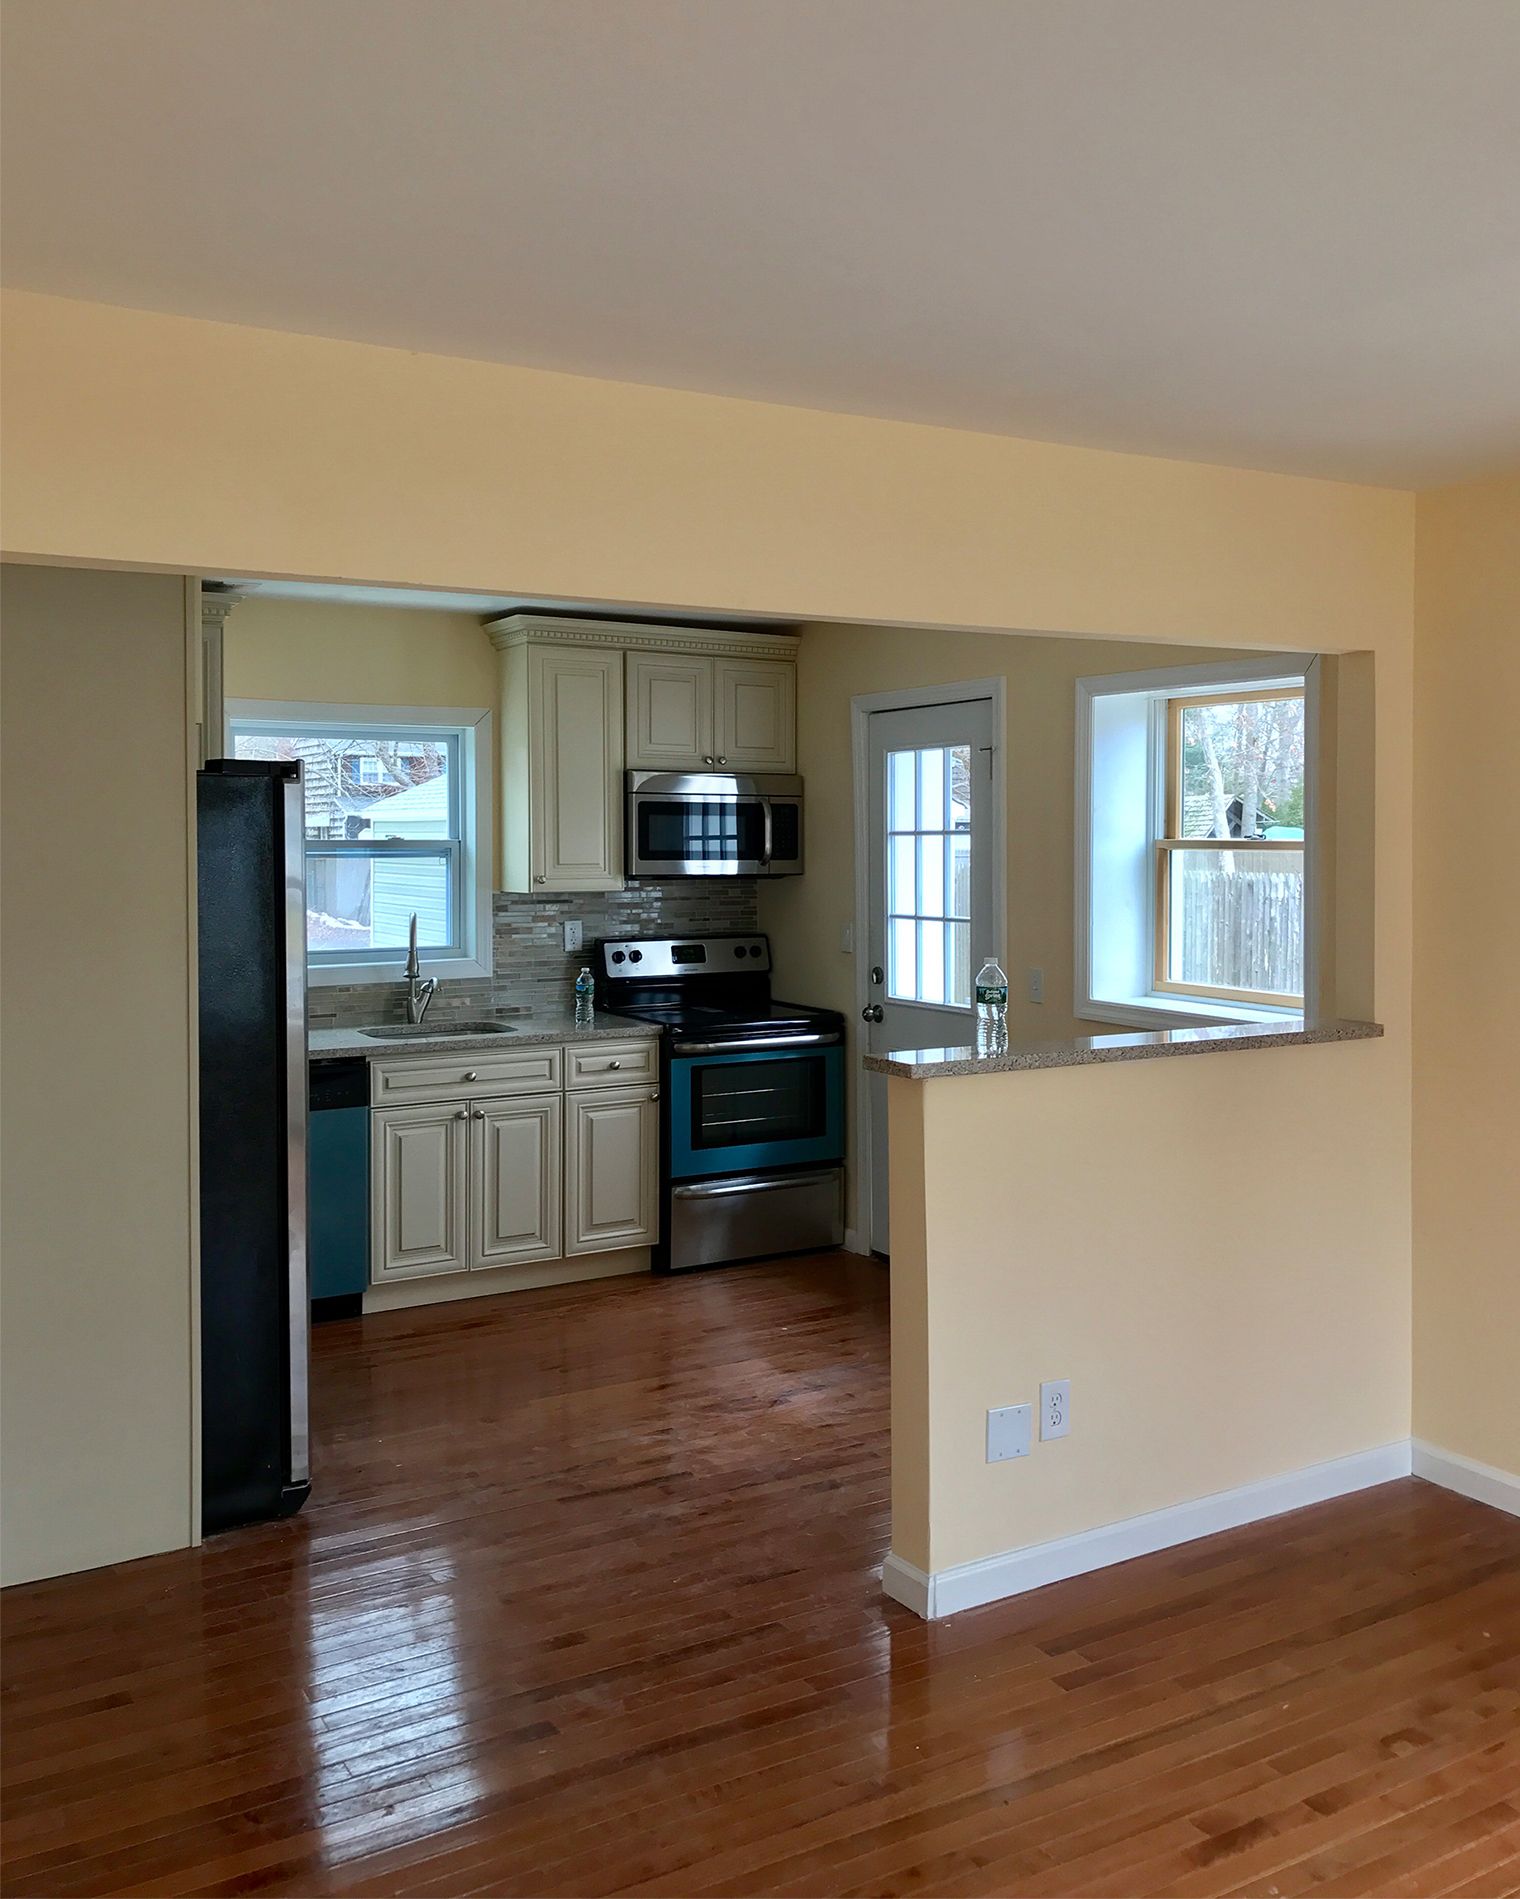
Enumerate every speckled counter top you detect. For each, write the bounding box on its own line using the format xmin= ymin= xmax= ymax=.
xmin=862 ymin=1016 xmax=1383 ymax=1080
xmin=309 ymin=1009 xmax=660 ymax=1062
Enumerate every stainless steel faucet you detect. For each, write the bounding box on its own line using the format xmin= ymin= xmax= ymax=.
xmin=404 ymin=914 xmax=438 ymax=1024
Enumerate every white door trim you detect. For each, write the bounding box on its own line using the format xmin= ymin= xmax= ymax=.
xmin=851 ymin=678 xmax=1007 ymax=1254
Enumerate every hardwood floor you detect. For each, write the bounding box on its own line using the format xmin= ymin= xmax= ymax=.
xmin=4 ymin=1255 xmax=1518 ymax=1899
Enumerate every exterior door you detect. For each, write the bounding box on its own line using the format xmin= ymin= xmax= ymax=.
xmin=371 ymin=1102 xmax=470 ymax=1281
xmin=863 ymin=697 xmax=998 ymax=1252
xmin=473 ymin=1094 xmax=562 ymax=1268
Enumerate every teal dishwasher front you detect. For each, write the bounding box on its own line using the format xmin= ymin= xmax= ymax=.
xmin=308 ymin=1057 xmax=369 ymax=1317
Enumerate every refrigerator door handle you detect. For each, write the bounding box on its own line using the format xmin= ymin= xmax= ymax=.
xmin=282 ymin=770 xmax=311 ymax=1487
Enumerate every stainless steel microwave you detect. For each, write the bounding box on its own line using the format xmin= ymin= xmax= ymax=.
xmin=626 ymin=771 xmax=804 ymax=878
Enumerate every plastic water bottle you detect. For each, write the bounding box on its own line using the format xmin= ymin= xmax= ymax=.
xmin=975 ymin=957 xmax=1008 ymax=1052
xmin=574 ymin=966 xmax=595 ymax=1027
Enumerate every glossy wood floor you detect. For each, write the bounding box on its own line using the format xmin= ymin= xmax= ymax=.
xmin=4 ymin=1256 xmax=1519 ymax=1899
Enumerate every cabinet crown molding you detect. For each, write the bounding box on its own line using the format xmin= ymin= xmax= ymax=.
xmin=484 ymin=612 xmax=799 ymax=664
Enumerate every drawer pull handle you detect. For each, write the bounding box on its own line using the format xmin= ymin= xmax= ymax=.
xmin=650 ymin=1090 xmax=660 ymax=1101
xmin=608 ymin=1059 xmax=621 ymax=1069
xmin=462 ymin=1070 xmax=478 ymax=1081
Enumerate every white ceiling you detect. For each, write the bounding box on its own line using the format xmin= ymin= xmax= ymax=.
xmin=4 ymin=0 xmax=1518 ymax=486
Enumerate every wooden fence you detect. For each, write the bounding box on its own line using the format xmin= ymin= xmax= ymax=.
xmin=1175 ymin=855 xmax=1303 ymax=997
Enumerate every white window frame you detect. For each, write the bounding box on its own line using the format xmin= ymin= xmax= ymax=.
xmin=1074 ymin=657 xmax=1319 ymax=1029
xmin=226 ymin=698 xmax=494 ymax=987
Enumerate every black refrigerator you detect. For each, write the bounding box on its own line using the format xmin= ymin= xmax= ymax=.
xmin=198 ymin=760 xmax=311 ymax=1533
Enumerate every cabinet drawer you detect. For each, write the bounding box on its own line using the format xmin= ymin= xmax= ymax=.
xmin=370 ymin=1045 xmax=564 ymax=1107
xmin=565 ymin=1039 xmax=658 ymax=1090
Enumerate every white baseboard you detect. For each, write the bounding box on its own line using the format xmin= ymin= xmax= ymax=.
xmin=1412 ymin=1439 xmax=1520 ymax=1517
xmin=883 ymin=1439 xmax=1413 ymax=1619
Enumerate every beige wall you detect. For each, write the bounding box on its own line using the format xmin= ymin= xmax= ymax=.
xmin=223 ymin=594 xmax=495 ymax=714
xmin=1 ymin=564 xmax=197 ymax=1585
xmin=1412 ymin=473 xmax=1520 ymax=1477
xmin=0 ymin=292 xmax=1420 ymax=1583
xmin=894 ymin=1040 xmax=1411 ymax=1574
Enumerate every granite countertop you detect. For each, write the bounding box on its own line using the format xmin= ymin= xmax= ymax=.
xmin=309 ymin=1009 xmax=660 ymax=1062
xmin=862 ymin=1016 xmax=1383 ymax=1080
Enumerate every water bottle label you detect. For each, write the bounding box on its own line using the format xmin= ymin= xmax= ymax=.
xmin=976 ymin=983 xmax=1008 ymax=1008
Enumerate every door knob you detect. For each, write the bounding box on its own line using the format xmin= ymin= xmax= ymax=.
xmin=717 ymin=755 xmax=728 ymax=766
xmin=454 ymin=1108 xmax=469 ymax=1120
xmin=861 ymin=1004 xmax=883 ymax=1023
xmin=472 ymin=1109 xmax=486 ymax=1120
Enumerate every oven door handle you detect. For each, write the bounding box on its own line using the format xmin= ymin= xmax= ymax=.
xmin=672 ymin=1168 xmax=842 ymax=1200
xmin=671 ymin=1031 xmax=842 ymax=1056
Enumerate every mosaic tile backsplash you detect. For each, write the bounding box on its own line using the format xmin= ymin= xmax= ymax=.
xmin=308 ymin=882 xmax=760 ymax=1028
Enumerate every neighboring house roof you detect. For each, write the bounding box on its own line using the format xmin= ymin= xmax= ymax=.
xmin=355 ymin=773 xmax=448 ymax=836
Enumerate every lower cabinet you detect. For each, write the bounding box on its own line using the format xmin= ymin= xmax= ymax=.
xmin=475 ymin=1094 xmax=562 ymax=1266
xmin=564 ymin=1086 xmax=660 ymax=1255
xmin=372 ymin=1102 xmax=471 ymax=1281
xmin=373 ymin=1094 xmax=563 ymax=1282
xmin=370 ymin=1047 xmax=658 ymax=1285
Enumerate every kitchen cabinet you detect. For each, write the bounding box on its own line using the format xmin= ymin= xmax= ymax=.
xmin=625 ymin=653 xmax=714 ymax=770
xmin=490 ymin=621 xmax=800 ymax=875
xmin=565 ymin=1085 xmax=659 ymax=1255
xmin=372 ymin=1102 xmax=471 ymax=1282
xmin=498 ymin=640 xmax=624 ymax=893
xmin=474 ymin=1094 xmax=563 ymax=1267
xmin=713 ymin=658 xmax=796 ymax=772
xmin=626 ymin=651 xmax=796 ymax=773
xmin=369 ymin=1039 xmax=659 ymax=1287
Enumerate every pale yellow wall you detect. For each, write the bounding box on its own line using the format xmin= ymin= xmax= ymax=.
xmin=0 ymin=291 xmax=1418 ymax=1583
xmin=223 ymin=594 xmax=495 ymax=713
xmin=1 ymin=564 xmax=196 ymax=1585
xmin=898 ymin=1041 xmax=1410 ymax=1574
xmin=2 ymin=292 xmax=1412 ymax=653
xmin=1412 ymin=473 xmax=1520 ymax=1477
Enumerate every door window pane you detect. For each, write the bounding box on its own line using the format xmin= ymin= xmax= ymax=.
xmin=886 ymin=744 xmax=973 ymax=1006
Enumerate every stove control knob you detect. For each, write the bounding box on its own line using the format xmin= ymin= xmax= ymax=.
xmin=611 ymin=950 xmax=626 ymax=964
xmin=734 ymin=944 xmax=746 ymax=957
xmin=749 ymin=944 xmax=763 ymax=957
xmin=628 ymin=949 xmax=643 ymax=963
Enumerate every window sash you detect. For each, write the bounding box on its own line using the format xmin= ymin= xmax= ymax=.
xmin=304 ymin=838 xmax=463 ymax=963
xmin=1164 ymin=686 xmax=1304 ymax=842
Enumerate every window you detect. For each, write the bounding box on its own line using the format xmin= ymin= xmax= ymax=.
xmin=226 ymin=700 xmax=492 ymax=983
xmin=1076 ymin=660 xmax=1314 ymax=1028
xmin=886 ymin=744 xmax=973 ymax=1006
xmin=1156 ymin=689 xmax=1305 ymax=1005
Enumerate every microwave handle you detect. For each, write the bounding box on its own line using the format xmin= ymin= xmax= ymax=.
xmin=760 ymin=797 xmax=774 ymax=867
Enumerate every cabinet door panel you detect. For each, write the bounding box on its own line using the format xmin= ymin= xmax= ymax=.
xmin=372 ymin=1104 xmax=469 ymax=1281
xmin=565 ymin=1087 xmax=658 ymax=1255
xmin=714 ymin=659 xmax=795 ymax=772
xmin=474 ymin=1094 xmax=562 ymax=1267
xmin=531 ymin=647 xmax=624 ymax=889
xmin=626 ymin=654 xmax=713 ymax=768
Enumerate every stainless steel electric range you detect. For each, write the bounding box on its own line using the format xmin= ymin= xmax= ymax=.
xmin=596 ymin=933 xmax=845 ymax=1272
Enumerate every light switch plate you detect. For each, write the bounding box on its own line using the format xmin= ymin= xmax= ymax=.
xmin=987 ymin=1403 xmax=1032 ymax=1462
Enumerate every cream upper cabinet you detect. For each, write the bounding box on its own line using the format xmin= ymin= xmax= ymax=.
xmin=497 ymin=638 xmax=624 ymax=892
xmin=490 ymin=616 xmax=799 ymax=884
xmin=565 ymin=1086 xmax=659 ymax=1256
xmin=473 ymin=1094 xmax=562 ymax=1268
xmin=372 ymin=1102 xmax=471 ymax=1282
xmin=714 ymin=658 xmax=796 ymax=772
xmin=626 ymin=653 xmax=715 ymax=769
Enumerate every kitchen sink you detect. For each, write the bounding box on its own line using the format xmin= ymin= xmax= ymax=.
xmin=357 ymin=1020 xmax=519 ymax=1040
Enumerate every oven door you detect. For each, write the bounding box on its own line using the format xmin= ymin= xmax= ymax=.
xmin=668 ymin=1041 xmax=844 ymax=1179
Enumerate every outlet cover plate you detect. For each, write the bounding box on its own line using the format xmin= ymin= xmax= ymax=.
xmin=987 ymin=1403 xmax=1032 ymax=1462
xmin=1040 ymin=1378 xmax=1071 ymax=1440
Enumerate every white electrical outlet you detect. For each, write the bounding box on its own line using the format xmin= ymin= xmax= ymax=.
xmin=1040 ymin=1378 xmax=1070 ymax=1440
xmin=562 ymin=920 xmax=584 ymax=952
xmin=1028 ymin=967 xmax=1045 ymax=1004
xmin=986 ymin=1403 xmax=1032 ymax=1462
